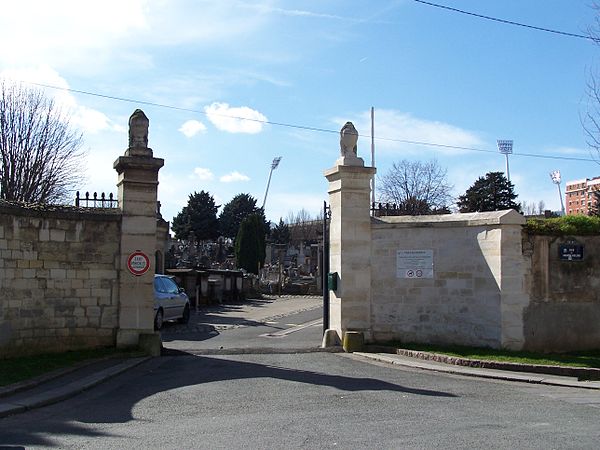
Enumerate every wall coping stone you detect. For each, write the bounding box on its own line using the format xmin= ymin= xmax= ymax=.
xmin=0 ymin=200 xmax=122 ymax=222
xmin=373 ymin=209 xmax=525 ymax=228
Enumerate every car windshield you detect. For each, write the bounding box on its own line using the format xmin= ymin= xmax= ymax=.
xmin=161 ymin=277 xmax=180 ymax=295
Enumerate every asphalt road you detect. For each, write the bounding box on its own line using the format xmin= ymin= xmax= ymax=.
xmin=1 ymin=352 xmax=600 ymax=449
xmin=160 ymin=296 xmax=325 ymax=353
xmin=1 ymin=296 xmax=600 ymax=449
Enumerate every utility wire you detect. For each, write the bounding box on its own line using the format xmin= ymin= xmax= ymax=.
xmin=26 ymin=80 xmax=597 ymax=163
xmin=412 ymin=0 xmax=598 ymax=43
xmin=28 ymin=81 xmax=339 ymax=136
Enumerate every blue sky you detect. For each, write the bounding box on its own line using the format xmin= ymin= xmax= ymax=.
xmin=1 ymin=0 xmax=599 ymax=224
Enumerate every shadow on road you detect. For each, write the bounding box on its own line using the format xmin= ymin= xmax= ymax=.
xmin=0 ymin=354 xmax=457 ymax=447
xmin=158 ymin=297 xmax=306 ymax=342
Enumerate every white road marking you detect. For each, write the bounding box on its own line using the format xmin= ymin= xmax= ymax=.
xmin=260 ymin=318 xmax=323 ymax=338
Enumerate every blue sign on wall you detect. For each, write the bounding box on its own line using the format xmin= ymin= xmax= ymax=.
xmin=558 ymin=244 xmax=584 ymax=261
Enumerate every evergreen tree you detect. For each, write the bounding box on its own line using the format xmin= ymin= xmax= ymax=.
xmin=219 ymin=193 xmax=267 ymax=239
xmin=172 ymin=191 xmax=219 ymax=241
xmin=235 ymin=213 xmax=266 ymax=274
xmin=271 ymin=218 xmax=290 ymax=245
xmin=457 ymin=172 xmax=521 ymax=213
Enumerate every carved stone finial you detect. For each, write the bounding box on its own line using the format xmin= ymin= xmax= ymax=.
xmin=340 ymin=122 xmax=358 ymax=157
xmin=128 ymin=109 xmax=149 ymax=149
xmin=335 ymin=121 xmax=363 ymax=167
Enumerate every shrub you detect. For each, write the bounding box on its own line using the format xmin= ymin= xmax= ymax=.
xmin=525 ymin=215 xmax=600 ymax=235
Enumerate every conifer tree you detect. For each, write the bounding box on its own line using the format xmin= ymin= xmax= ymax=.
xmin=235 ymin=213 xmax=266 ymax=274
xmin=457 ymin=172 xmax=520 ymax=213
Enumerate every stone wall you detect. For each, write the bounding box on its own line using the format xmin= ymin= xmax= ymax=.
xmin=369 ymin=211 xmax=527 ymax=349
xmin=522 ymin=234 xmax=600 ymax=352
xmin=324 ymin=134 xmax=600 ymax=352
xmin=0 ymin=201 xmax=122 ymax=357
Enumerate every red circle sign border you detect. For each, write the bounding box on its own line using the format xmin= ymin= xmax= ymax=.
xmin=127 ymin=251 xmax=150 ymax=276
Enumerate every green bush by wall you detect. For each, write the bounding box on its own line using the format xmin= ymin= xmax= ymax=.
xmin=525 ymin=215 xmax=600 ymax=236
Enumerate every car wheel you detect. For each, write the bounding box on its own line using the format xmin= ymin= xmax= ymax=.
xmin=178 ymin=304 xmax=190 ymax=324
xmin=154 ymin=309 xmax=164 ymax=330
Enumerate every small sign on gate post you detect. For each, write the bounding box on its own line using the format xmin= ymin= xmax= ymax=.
xmin=127 ymin=250 xmax=150 ymax=276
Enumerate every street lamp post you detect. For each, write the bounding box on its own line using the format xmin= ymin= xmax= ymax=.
xmin=550 ymin=170 xmax=565 ymax=216
xmin=262 ymin=156 xmax=282 ymax=209
xmin=497 ymin=140 xmax=513 ymax=182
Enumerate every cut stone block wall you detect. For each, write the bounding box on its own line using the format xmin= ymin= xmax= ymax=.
xmin=369 ymin=211 xmax=527 ymax=349
xmin=0 ymin=202 xmax=121 ymax=357
xmin=324 ymin=159 xmax=600 ymax=352
xmin=367 ymin=213 xmax=600 ymax=351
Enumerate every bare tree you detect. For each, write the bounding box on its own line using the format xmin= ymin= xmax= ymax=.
xmin=537 ymin=200 xmax=546 ymax=214
xmin=582 ymin=73 xmax=600 ymax=160
xmin=378 ymin=159 xmax=453 ymax=214
xmin=582 ymin=3 xmax=600 ymax=161
xmin=0 ymin=81 xmax=85 ymax=204
xmin=286 ymin=208 xmax=316 ymax=243
xmin=521 ymin=201 xmax=537 ymax=216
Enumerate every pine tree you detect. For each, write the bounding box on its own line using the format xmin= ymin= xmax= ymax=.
xmin=457 ymin=172 xmax=521 ymax=213
xmin=271 ymin=218 xmax=290 ymax=245
xmin=172 ymin=191 xmax=219 ymax=241
xmin=219 ymin=193 xmax=267 ymax=239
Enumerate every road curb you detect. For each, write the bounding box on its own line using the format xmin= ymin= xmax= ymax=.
xmin=353 ymin=352 xmax=600 ymax=390
xmin=0 ymin=356 xmax=150 ymax=419
xmin=393 ymin=348 xmax=600 ymax=381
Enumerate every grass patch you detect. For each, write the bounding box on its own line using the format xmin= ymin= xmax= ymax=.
xmin=0 ymin=347 xmax=145 ymax=387
xmin=525 ymin=215 xmax=600 ymax=236
xmin=387 ymin=342 xmax=600 ymax=369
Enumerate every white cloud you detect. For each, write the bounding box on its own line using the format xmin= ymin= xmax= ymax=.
xmin=193 ymin=167 xmax=214 ymax=181
xmin=0 ymin=1 xmax=147 ymax=70
xmin=1 ymin=66 xmax=122 ymax=134
xmin=343 ymin=109 xmax=483 ymax=156
xmin=0 ymin=1 xmax=276 ymax=73
xmin=205 ymin=102 xmax=267 ymax=134
xmin=72 ymin=107 xmax=115 ymax=134
xmin=220 ymin=171 xmax=250 ymax=183
xmin=179 ymin=120 xmax=207 ymax=137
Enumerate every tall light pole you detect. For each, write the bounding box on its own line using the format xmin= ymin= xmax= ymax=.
xmin=550 ymin=170 xmax=565 ymax=216
xmin=262 ymin=156 xmax=282 ymax=209
xmin=371 ymin=106 xmax=375 ymax=206
xmin=497 ymin=140 xmax=513 ymax=182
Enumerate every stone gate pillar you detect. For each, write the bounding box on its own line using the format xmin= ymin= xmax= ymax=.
xmin=324 ymin=122 xmax=376 ymax=343
xmin=114 ymin=109 xmax=164 ymax=349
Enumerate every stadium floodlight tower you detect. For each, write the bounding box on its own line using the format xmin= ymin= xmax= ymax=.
xmin=262 ymin=156 xmax=282 ymax=209
xmin=549 ymin=170 xmax=565 ymax=216
xmin=497 ymin=139 xmax=513 ymax=182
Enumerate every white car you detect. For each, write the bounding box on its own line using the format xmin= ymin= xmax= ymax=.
xmin=153 ymin=274 xmax=190 ymax=330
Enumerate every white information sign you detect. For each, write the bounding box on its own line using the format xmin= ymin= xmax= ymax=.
xmin=397 ymin=249 xmax=434 ymax=279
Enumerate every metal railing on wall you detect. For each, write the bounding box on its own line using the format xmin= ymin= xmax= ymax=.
xmin=75 ymin=191 xmax=118 ymax=208
xmin=371 ymin=202 xmax=401 ymax=217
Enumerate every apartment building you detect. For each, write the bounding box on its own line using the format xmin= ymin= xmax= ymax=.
xmin=565 ymin=176 xmax=600 ymax=215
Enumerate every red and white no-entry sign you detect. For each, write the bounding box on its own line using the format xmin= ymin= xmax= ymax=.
xmin=127 ymin=250 xmax=150 ymax=276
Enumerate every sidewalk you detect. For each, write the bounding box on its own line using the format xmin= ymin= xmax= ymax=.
xmin=353 ymin=350 xmax=600 ymax=390
xmin=0 ymin=356 xmax=149 ymax=419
